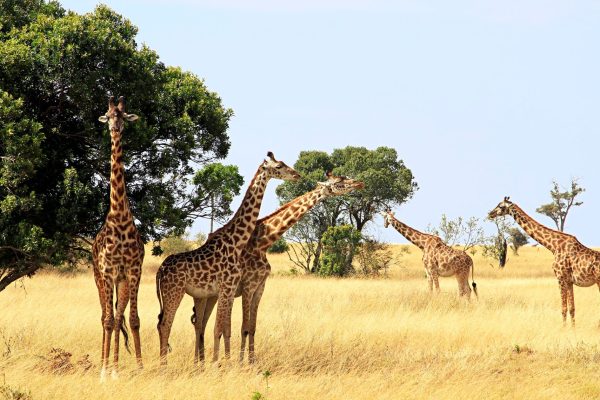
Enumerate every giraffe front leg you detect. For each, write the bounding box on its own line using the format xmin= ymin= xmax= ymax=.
xmin=425 ymin=268 xmax=433 ymax=293
xmin=199 ymin=297 xmax=217 ymax=365
xmin=566 ymin=283 xmax=575 ymax=327
xmin=213 ymin=287 xmax=235 ymax=363
xmin=100 ymin=277 xmax=115 ymax=382
xmin=193 ymin=298 xmax=207 ymax=366
xmin=240 ymin=284 xmax=253 ymax=363
xmin=112 ymin=279 xmax=129 ymax=379
xmin=128 ymin=272 xmax=143 ymax=369
xmin=558 ymin=281 xmax=568 ymax=326
xmin=248 ymin=278 xmax=267 ymax=364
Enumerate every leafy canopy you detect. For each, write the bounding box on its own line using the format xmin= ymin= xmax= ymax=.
xmin=0 ymin=2 xmax=236 ymax=290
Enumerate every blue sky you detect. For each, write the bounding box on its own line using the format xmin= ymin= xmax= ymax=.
xmin=61 ymin=0 xmax=600 ymax=245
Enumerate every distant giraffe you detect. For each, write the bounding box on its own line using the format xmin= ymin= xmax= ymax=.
xmin=489 ymin=196 xmax=600 ymax=326
xmin=382 ymin=210 xmax=476 ymax=298
xmin=189 ymin=172 xmax=365 ymax=364
xmin=93 ymin=96 xmax=145 ymax=380
xmin=156 ymin=152 xmax=300 ymax=365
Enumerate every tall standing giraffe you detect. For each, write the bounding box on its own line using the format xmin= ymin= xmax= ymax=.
xmin=382 ymin=210 xmax=477 ymax=298
xmin=93 ymin=96 xmax=145 ymax=380
xmin=188 ymin=172 xmax=365 ymax=364
xmin=156 ymin=152 xmax=300 ymax=365
xmin=489 ymin=196 xmax=600 ymax=326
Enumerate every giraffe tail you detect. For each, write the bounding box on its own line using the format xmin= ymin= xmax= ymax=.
xmin=471 ymin=262 xmax=478 ymax=299
xmin=156 ymin=268 xmax=164 ymax=325
xmin=118 ymin=304 xmax=131 ymax=354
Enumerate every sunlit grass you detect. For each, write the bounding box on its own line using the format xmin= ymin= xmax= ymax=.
xmin=1 ymin=246 xmax=600 ymax=399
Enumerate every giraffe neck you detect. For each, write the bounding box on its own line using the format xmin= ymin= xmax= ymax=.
xmin=108 ymin=130 xmax=131 ymax=219
xmin=388 ymin=217 xmax=432 ymax=250
xmin=219 ymin=165 xmax=270 ymax=247
xmin=509 ymin=204 xmax=565 ymax=253
xmin=253 ymin=187 xmax=327 ymax=252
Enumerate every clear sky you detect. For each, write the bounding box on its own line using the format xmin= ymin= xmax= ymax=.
xmin=60 ymin=0 xmax=600 ymax=245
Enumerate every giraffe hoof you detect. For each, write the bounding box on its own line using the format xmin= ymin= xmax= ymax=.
xmin=111 ymin=370 xmax=119 ymax=380
xmin=99 ymin=368 xmax=107 ymax=383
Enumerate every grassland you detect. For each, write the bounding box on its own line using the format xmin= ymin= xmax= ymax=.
xmin=2 ymin=245 xmax=600 ymax=399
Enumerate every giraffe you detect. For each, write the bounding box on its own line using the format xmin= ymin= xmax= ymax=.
xmin=382 ymin=210 xmax=477 ymax=298
xmin=188 ymin=172 xmax=365 ymax=364
xmin=489 ymin=196 xmax=600 ymax=326
xmin=156 ymin=152 xmax=300 ymax=365
xmin=93 ymin=96 xmax=145 ymax=381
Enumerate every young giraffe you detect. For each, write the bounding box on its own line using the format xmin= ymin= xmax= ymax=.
xmin=156 ymin=152 xmax=300 ymax=365
xmin=382 ymin=210 xmax=477 ymax=298
xmin=489 ymin=196 xmax=600 ymax=326
xmin=189 ymin=172 xmax=365 ymax=364
xmin=93 ymin=96 xmax=145 ymax=380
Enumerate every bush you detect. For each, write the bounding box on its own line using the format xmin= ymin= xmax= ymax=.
xmin=267 ymin=238 xmax=289 ymax=254
xmin=318 ymin=225 xmax=361 ymax=277
xmin=355 ymin=238 xmax=394 ymax=276
xmin=160 ymin=235 xmax=195 ymax=256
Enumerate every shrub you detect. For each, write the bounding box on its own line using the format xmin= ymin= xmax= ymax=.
xmin=318 ymin=225 xmax=361 ymax=277
xmin=267 ymin=238 xmax=289 ymax=254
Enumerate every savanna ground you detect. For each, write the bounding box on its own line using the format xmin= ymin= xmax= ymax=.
xmin=2 ymin=245 xmax=600 ymax=399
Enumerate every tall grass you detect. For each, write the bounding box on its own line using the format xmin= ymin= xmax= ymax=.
xmin=1 ymin=246 xmax=599 ymax=399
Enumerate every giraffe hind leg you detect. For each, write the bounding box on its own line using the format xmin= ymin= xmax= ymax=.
xmin=112 ymin=279 xmax=129 ymax=379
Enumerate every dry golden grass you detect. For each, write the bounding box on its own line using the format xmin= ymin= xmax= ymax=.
xmin=2 ymin=245 xmax=600 ymax=399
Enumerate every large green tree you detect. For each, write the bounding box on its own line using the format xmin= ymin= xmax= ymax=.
xmin=276 ymin=146 xmax=417 ymax=273
xmin=0 ymin=1 xmax=236 ymax=291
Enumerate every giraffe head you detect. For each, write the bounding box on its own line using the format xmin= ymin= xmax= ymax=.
xmin=261 ymin=152 xmax=301 ymax=181
xmin=381 ymin=209 xmax=394 ymax=228
xmin=98 ymin=96 xmax=138 ymax=134
xmin=488 ymin=196 xmax=514 ymax=219
xmin=317 ymin=171 xmax=365 ymax=196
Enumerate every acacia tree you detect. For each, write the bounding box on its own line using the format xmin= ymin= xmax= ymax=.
xmin=536 ymin=179 xmax=584 ymax=232
xmin=426 ymin=214 xmax=485 ymax=254
xmin=0 ymin=2 xmax=237 ymax=291
xmin=276 ymin=146 xmax=417 ymax=273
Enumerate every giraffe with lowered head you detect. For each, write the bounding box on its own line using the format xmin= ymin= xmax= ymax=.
xmin=382 ymin=210 xmax=477 ymax=298
xmin=156 ymin=152 xmax=300 ymax=365
xmin=489 ymin=196 xmax=600 ymax=326
xmin=189 ymin=172 xmax=365 ymax=364
xmin=93 ymin=96 xmax=145 ymax=380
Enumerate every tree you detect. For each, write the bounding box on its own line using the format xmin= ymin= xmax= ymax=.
xmin=276 ymin=147 xmax=417 ymax=272
xmin=267 ymin=238 xmax=289 ymax=254
xmin=0 ymin=3 xmax=234 ymax=291
xmin=427 ymin=215 xmax=485 ymax=254
xmin=318 ymin=225 xmax=361 ymax=277
xmin=189 ymin=163 xmax=244 ymax=233
xmin=482 ymin=218 xmax=512 ymax=268
xmin=507 ymin=228 xmax=528 ymax=255
xmin=536 ymin=180 xmax=584 ymax=232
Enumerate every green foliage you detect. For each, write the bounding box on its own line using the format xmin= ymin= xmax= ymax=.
xmin=507 ymin=227 xmax=528 ymax=255
xmin=159 ymin=235 xmax=195 ymax=257
xmin=482 ymin=218 xmax=511 ymax=268
xmin=190 ymin=163 xmax=244 ymax=222
xmin=318 ymin=225 xmax=361 ymax=277
xmin=535 ymin=179 xmax=584 ymax=232
xmin=427 ymin=214 xmax=485 ymax=253
xmin=0 ymin=3 xmax=233 ymax=291
xmin=267 ymin=237 xmax=289 ymax=254
xmin=277 ymin=146 xmax=416 ymax=272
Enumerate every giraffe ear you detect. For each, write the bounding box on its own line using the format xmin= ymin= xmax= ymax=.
xmin=98 ymin=115 xmax=109 ymax=123
xmin=124 ymin=113 xmax=139 ymax=122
